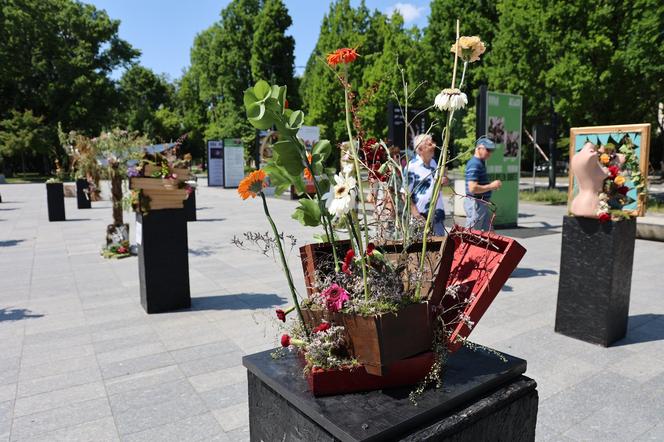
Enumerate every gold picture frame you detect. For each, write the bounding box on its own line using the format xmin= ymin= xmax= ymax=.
xmin=568 ymin=123 xmax=650 ymax=217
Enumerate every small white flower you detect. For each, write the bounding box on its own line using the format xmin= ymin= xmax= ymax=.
xmin=322 ymin=173 xmax=357 ymax=218
xmin=434 ymin=88 xmax=468 ymax=111
xmin=342 ymin=164 xmax=354 ymax=175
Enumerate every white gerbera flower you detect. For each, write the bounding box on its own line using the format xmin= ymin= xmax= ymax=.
xmin=322 ymin=173 xmax=357 ymax=218
xmin=434 ymin=88 xmax=468 ymax=111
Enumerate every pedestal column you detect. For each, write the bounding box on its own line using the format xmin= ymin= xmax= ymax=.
xmin=555 ymin=215 xmax=636 ymax=346
xmin=137 ymin=209 xmax=191 ymax=313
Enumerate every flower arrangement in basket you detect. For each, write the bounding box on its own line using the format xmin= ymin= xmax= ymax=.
xmin=236 ymin=21 xmax=524 ymax=400
xmin=128 ymin=141 xmax=193 ymax=213
xmin=595 ymin=137 xmax=645 ymax=222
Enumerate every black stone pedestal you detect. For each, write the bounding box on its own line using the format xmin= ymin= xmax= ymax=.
xmin=243 ymin=347 xmax=538 ymax=441
xmin=555 ymin=215 xmax=636 ymax=346
xmin=137 ymin=210 xmax=191 ymax=313
xmin=75 ymin=179 xmax=91 ymax=209
xmin=46 ymin=182 xmax=65 ymax=221
xmin=184 ymin=191 xmax=196 ymax=221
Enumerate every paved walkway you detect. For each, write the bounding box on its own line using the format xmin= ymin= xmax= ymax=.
xmin=0 ymin=182 xmax=662 ymax=441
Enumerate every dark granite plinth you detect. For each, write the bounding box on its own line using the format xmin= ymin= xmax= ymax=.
xmin=75 ymin=179 xmax=91 ymax=209
xmin=46 ymin=183 xmax=65 ymax=221
xmin=137 ymin=210 xmax=191 ymax=313
xmin=555 ymin=215 xmax=636 ymax=346
xmin=184 ymin=191 xmax=196 ymax=221
xmin=243 ymin=347 xmax=538 ymax=441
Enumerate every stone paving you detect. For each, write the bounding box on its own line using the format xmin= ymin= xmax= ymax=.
xmin=0 ymin=181 xmax=663 ymax=441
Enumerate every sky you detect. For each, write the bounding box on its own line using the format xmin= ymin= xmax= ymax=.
xmin=86 ymin=0 xmax=430 ymax=80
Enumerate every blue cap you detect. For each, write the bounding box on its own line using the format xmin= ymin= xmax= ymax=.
xmin=475 ymin=136 xmax=496 ymax=150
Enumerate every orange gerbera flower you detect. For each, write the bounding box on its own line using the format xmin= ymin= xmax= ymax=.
xmin=238 ymin=170 xmax=267 ymax=200
xmin=599 ymin=153 xmax=610 ymax=165
xmin=304 ymin=153 xmax=313 ymax=181
xmin=326 ymin=48 xmax=359 ymax=66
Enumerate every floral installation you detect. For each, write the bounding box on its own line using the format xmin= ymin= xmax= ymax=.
xmin=236 ymin=20 xmax=504 ymax=400
xmin=594 ymin=136 xmax=645 ymax=222
xmin=101 ymin=240 xmax=131 ymax=259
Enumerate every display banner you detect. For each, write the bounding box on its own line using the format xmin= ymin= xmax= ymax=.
xmin=479 ymin=89 xmax=522 ymax=227
xmin=207 ymin=140 xmax=224 ymax=187
xmin=223 ymin=138 xmax=245 ymax=188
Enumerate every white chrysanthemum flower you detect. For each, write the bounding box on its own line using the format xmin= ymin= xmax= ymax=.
xmin=322 ymin=173 xmax=357 ymax=218
xmin=434 ymin=88 xmax=468 ymax=111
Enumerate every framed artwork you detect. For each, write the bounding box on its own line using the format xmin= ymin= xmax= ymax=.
xmin=568 ymin=123 xmax=651 ymax=216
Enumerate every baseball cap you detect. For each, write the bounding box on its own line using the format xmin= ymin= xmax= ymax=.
xmin=475 ymin=136 xmax=496 ymax=150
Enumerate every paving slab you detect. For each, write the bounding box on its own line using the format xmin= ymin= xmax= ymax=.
xmin=0 ymin=182 xmax=662 ymax=441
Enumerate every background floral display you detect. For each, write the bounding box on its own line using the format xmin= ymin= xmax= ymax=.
xmin=568 ymin=124 xmax=651 ymax=219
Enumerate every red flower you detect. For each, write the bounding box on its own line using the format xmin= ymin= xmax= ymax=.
xmin=326 ymin=48 xmax=359 ymax=66
xmin=342 ymin=249 xmax=355 ymax=274
xmin=280 ymin=334 xmax=291 ymax=347
xmin=598 ymin=212 xmax=611 ymax=223
xmin=117 ymin=246 xmax=128 ymax=254
xmin=284 ymin=99 xmax=289 ymax=109
xmin=275 ymin=309 xmax=286 ymax=322
xmin=617 ymin=186 xmax=629 ymax=195
xmin=313 ymin=322 xmax=331 ymax=333
xmin=366 ymin=243 xmax=375 ymax=256
xmin=608 ymin=165 xmax=620 ymax=178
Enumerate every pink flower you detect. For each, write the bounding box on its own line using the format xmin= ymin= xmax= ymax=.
xmin=117 ymin=246 xmax=128 ymax=254
xmin=321 ymin=284 xmax=350 ymax=312
xmin=280 ymin=334 xmax=291 ymax=347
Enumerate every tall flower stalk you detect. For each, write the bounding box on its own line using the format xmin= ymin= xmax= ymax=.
xmin=415 ymin=21 xmax=485 ymax=299
xmin=238 ymin=169 xmax=307 ymax=331
xmin=327 ymin=48 xmax=371 ymax=301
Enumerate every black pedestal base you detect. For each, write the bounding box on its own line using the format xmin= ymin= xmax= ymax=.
xmin=137 ymin=210 xmax=191 ymax=313
xmin=46 ymin=183 xmax=65 ymax=221
xmin=243 ymin=347 xmax=538 ymax=441
xmin=555 ymin=216 xmax=636 ymax=346
xmin=75 ymin=179 xmax=91 ymax=209
xmin=184 ymin=191 xmax=196 ymax=221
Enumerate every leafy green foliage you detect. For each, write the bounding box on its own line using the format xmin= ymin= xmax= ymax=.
xmin=117 ymin=66 xmax=176 ymax=140
xmin=292 ymin=198 xmax=322 ymax=226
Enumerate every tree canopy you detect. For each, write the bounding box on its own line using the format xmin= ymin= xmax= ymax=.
xmin=1 ymin=0 xmax=662 ymax=174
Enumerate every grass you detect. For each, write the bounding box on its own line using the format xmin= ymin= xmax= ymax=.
xmin=648 ymin=196 xmax=664 ymax=213
xmin=5 ymin=173 xmax=52 ymax=184
xmin=519 ymin=189 xmax=568 ymax=205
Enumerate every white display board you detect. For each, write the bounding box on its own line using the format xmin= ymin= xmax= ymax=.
xmin=207 ymin=140 xmax=224 ymax=187
xmin=223 ymin=139 xmax=244 ymax=188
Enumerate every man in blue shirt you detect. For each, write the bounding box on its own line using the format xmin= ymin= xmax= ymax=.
xmin=464 ymin=136 xmax=502 ymax=230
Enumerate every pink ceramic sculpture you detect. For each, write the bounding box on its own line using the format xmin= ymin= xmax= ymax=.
xmin=570 ymin=142 xmax=609 ymax=218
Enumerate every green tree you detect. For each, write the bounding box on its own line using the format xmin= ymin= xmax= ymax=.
xmin=300 ymin=0 xmax=371 ymax=142
xmin=423 ymin=0 xmax=498 ymax=97
xmin=0 ymin=110 xmax=50 ymax=174
xmin=0 ymin=0 xmax=138 ymax=133
xmin=251 ymin=0 xmax=299 ymax=108
xmin=358 ymin=12 xmax=426 ymax=142
xmin=117 ymin=65 xmax=175 ymax=139
xmin=486 ymin=0 xmax=664 ymax=165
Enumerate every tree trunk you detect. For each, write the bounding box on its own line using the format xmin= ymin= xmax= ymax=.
xmin=110 ymin=164 xmax=124 ymax=226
